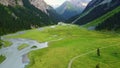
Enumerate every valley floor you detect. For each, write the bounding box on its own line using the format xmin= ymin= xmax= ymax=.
xmin=1 ymin=24 xmax=120 ymax=68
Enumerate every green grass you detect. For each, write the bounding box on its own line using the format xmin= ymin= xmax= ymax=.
xmin=72 ymin=45 xmax=120 ymax=68
xmin=7 ymin=24 xmax=120 ymax=68
xmin=84 ymin=6 xmax=120 ymax=27
xmin=0 ymin=55 xmax=6 ymax=64
xmin=18 ymin=44 xmax=29 ymax=50
xmin=0 ymin=39 xmax=12 ymax=49
xmin=2 ymin=40 xmax=12 ymax=47
xmin=7 ymin=24 xmax=87 ymax=42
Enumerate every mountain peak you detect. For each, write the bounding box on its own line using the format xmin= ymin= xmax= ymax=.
xmin=63 ymin=1 xmax=74 ymax=9
xmin=69 ymin=0 xmax=89 ymax=7
xmin=56 ymin=0 xmax=89 ymax=20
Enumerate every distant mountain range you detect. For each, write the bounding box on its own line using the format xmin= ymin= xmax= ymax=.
xmin=67 ymin=0 xmax=120 ymax=30
xmin=55 ymin=0 xmax=88 ymax=20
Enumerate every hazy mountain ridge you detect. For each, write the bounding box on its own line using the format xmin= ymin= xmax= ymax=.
xmin=56 ymin=0 xmax=88 ymax=20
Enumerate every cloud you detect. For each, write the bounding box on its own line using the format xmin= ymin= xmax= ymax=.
xmin=81 ymin=3 xmax=88 ymax=6
xmin=44 ymin=0 xmax=91 ymax=8
xmin=44 ymin=0 xmax=66 ymax=8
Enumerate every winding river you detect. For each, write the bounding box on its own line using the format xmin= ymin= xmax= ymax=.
xmin=0 ymin=31 xmax=48 ymax=68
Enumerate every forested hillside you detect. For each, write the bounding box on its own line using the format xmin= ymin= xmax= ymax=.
xmin=83 ymin=6 xmax=120 ymax=31
xmin=67 ymin=0 xmax=120 ymax=25
xmin=0 ymin=0 xmax=62 ymax=36
xmin=96 ymin=11 xmax=120 ymax=31
xmin=0 ymin=4 xmax=54 ymax=35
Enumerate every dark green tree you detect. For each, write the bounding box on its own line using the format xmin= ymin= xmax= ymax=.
xmin=96 ymin=63 xmax=100 ymax=68
xmin=97 ymin=48 xmax=100 ymax=56
xmin=0 ymin=36 xmax=2 ymax=48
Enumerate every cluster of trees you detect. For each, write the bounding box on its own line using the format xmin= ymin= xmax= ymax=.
xmin=96 ymin=12 xmax=120 ymax=31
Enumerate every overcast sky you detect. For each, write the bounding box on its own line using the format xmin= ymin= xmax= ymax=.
xmin=44 ymin=0 xmax=91 ymax=8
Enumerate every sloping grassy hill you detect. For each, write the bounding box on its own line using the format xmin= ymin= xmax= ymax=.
xmin=84 ymin=6 xmax=120 ymax=28
xmin=7 ymin=24 xmax=120 ymax=68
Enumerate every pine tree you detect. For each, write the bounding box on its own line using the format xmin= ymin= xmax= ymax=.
xmin=0 ymin=36 xmax=2 ymax=48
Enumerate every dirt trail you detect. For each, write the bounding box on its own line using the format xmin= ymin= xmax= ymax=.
xmin=68 ymin=45 xmax=119 ymax=68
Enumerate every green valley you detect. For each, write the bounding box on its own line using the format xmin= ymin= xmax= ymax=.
xmin=0 ymin=0 xmax=120 ymax=68
xmin=7 ymin=24 xmax=120 ymax=68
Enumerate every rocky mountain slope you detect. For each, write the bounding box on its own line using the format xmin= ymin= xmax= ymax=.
xmin=0 ymin=0 xmax=23 ymax=6
xmin=29 ymin=0 xmax=49 ymax=14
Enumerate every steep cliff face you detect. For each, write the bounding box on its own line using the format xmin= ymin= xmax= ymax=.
xmin=29 ymin=0 xmax=49 ymax=14
xmin=29 ymin=0 xmax=64 ymax=21
xmin=71 ymin=0 xmax=120 ymax=25
xmin=0 ymin=0 xmax=23 ymax=6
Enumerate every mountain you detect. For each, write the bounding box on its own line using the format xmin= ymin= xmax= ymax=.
xmin=95 ymin=7 xmax=120 ymax=31
xmin=83 ymin=6 xmax=120 ymax=30
xmin=0 ymin=0 xmax=63 ymax=35
xmin=69 ymin=0 xmax=120 ymax=25
xmin=26 ymin=0 xmax=64 ymax=22
xmin=56 ymin=0 xmax=87 ymax=20
xmin=47 ymin=6 xmax=65 ymax=22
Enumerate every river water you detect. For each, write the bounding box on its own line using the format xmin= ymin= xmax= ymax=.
xmin=0 ymin=31 xmax=48 ymax=68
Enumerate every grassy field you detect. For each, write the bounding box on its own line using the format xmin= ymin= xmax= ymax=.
xmin=18 ymin=44 xmax=29 ymax=50
xmin=3 ymin=40 xmax=12 ymax=47
xmin=7 ymin=24 xmax=120 ymax=68
xmin=0 ymin=55 xmax=6 ymax=63
xmin=0 ymin=40 xmax=12 ymax=49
